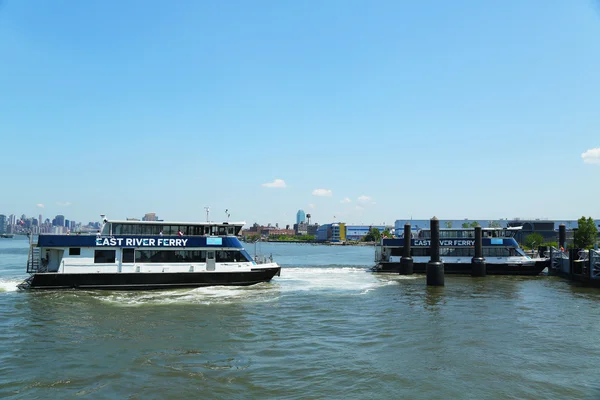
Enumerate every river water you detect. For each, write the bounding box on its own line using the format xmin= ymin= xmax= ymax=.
xmin=1 ymin=237 xmax=600 ymax=399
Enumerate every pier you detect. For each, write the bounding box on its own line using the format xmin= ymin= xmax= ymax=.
xmin=548 ymin=247 xmax=600 ymax=287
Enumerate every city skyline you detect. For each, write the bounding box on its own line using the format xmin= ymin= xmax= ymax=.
xmin=1 ymin=1 xmax=599 ymax=224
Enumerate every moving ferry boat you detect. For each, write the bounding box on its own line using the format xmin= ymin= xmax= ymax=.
xmin=371 ymin=227 xmax=549 ymax=275
xmin=19 ymin=218 xmax=281 ymax=290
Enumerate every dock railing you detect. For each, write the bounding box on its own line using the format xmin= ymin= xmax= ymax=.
xmin=549 ymin=247 xmax=569 ymax=275
xmin=590 ymin=249 xmax=600 ymax=280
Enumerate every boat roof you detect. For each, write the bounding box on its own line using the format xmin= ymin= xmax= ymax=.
xmin=108 ymin=219 xmax=245 ymax=226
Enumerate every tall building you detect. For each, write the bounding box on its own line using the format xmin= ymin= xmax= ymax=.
xmin=296 ymin=209 xmax=306 ymax=225
xmin=0 ymin=214 xmax=6 ymax=234
xmin=143 ymin=213 xmax=158 ymax=221
xmin=54 ymin=215 xmax=65 ymax=227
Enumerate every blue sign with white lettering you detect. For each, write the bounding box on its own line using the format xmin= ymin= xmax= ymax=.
xmin=206 ymin=237 xmax=223 ymax=245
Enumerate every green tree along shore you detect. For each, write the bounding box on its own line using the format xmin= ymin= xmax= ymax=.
xmin=524 ymin=233 xmax=545 ymax=250
xmin=521 ymin=216 xmax=598 ymax=250
xmin=574 ymin=216 xmax=598 ymax=249
xmin=362 ymin=228 xmax=392 ymax=242
xmin=268 ymin=234 xmax=316 ymax=242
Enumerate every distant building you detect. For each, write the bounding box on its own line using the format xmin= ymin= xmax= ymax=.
xmin=316 ymin=224 xmax=332 ymax=242
xmin=346 ymin=225 xmax=388 ymax=241
xmin=296 ymin=210 xmax=306 ymax=225
xmin=506 ymin=219 xmax=557 ymax=244
xmin=294 ymin=222 xmax=308 ymax=235
xmin=0 ymin=214 xmax=6 ymax=234
xmin=143 ymin=213 xmax=158 ymax=221
xmin=268 ymin=229 xmax=295 ymax=237
xmin=53 ymin=215 xmax=65 ymax=227
xmin=316 ymin=223 xmax=346 ymax=242
xmin=307 ymin=224 xmax=319 ymax=236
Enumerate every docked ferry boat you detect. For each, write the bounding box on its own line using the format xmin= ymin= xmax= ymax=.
xmin=19 ymin=218 xmax=281 ymax=290
xmin=371 ymin=227 xmax=549 ymax=275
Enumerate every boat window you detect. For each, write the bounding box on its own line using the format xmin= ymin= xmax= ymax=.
xmin=413 ymin=248 xmax=430 ymax=257
xmin=113 ymin=224 xmax=123 ymax=235
xmin=515 ymin=248 xmax=526 ymax=256
xmin=227 ymin=226 xmax=235 ymax=236
xmin=482 ymin=248 xmax=511 ymax=257
xmin=217 ymin=251 xmax=237 ymax=262
xmin=94 ymin=250 xmax=116 ymax=263
xmin=240 ymin=249 xmax=252 ymax=261
xmin=69 ymin=248 xmax=81 ymax=256
xmin=135 ymin=250 xmax=207 ymax=263
xmin=121 ymin=224 xmax=132 ymax=235
xmin=122 ymin=248 xmax=135 ymax=263
xmin=390 ymin=247 xmax=403 ymax=256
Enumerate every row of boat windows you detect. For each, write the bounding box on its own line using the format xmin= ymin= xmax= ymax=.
xmin=93 ymin=249 xmax=250 ymax=264
xmin=417 ymin=230 xmax=515 ymax=239
xmin=110 ymin=224 xmax=240 ymax=236
xmin=390 ymin=248 xmax=523 ymax=257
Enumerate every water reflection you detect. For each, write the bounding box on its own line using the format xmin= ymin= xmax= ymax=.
xmin=424 ymin=286 xmax=445 ymax=311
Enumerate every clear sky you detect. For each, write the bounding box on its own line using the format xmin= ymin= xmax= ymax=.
xmin=1 ymin=0 xmax=599 ymax=226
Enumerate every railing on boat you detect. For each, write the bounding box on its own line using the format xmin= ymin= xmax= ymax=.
xmin=26 ymin=233 xmax=44 ymax=273
xmin=254 ymin=254 xmax=274 ymax=265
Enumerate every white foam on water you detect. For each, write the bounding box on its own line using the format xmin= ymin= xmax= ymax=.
xmin=0 ymin=279 xmax=21 ymax=292
xmin=96 ymin=283 xmax=277 ymax=306
xmin=89 ymin=267 xmax=421 ymax=305
xmin=277 ymin=267 xmax=393 ymax=294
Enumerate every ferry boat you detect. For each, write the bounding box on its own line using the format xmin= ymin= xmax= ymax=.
xmin=18 ymin=218 xmax=281 ymax=290
xmin=0 ymin=234 xmax=14 ymax=238
xmin=371 ymin=227 xmax=549 ymax=275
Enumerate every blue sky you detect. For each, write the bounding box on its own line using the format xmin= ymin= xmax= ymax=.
xmin=1 ymin=0 xmax=599 ymax=226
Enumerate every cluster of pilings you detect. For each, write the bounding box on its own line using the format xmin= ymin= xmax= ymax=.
xmin=399 ymin=217 xmax=487 ymax=286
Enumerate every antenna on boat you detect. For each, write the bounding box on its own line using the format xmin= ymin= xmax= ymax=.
xmin=204 ymin=207 xmax=210 ymax=222
xmin=225 ymin=209 xmax=230 ymax=222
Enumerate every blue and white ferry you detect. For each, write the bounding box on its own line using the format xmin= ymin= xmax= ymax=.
xmin=372 ymin=227 xmax=549 ymax=275
xmin=19 ymin=218 xmax=281 ymax=290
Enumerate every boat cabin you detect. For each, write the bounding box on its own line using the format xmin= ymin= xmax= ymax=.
xmin=416 ymin=227 xmax=519 ymax=239
xmin=102 ymin=220 xmax=244 ymax=237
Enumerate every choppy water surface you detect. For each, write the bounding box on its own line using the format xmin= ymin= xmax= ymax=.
xmin=1 ymin=238 xmax=600 ymax=399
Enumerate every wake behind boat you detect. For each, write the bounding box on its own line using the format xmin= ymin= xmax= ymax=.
xmin=19 ymin=217 xmax=281 ymax=290
xmin=371 ymin=227 xmax=549 ymax=275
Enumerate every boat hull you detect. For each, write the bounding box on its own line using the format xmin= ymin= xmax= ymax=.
xmin=26 ymin=267 xmax=281 ymax=290
xmin=371 ymin=260 xmax=549 ymax=276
